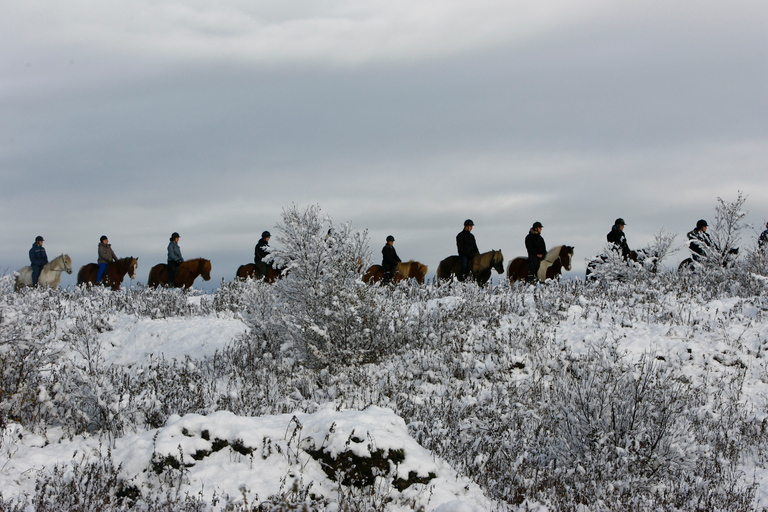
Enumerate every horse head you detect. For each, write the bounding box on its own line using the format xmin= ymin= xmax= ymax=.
xmin=560 ymin=246 xmax=574 ymax=271
xmin=200 ymin=259 xmax=212 ymax=281
xmin=413 ymin=262 xmax=428 ymax=284
xmin=128 ymin=257 xmax=139 ymax=279
xmin=492 ymin=250 xmax=504 ymax=274
xmin=61 ymin=254 xmax=73 ymax=274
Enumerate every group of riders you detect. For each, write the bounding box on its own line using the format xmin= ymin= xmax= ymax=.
xmin=24 ymin=219 xmax=768 ymax=287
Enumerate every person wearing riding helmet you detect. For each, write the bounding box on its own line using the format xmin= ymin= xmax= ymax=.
xmin=607 ymin=218 xmax=631 ymax=260
xmin=254 ymin=231 xmax=271 ymax=279
xmin=456 ymin=219 xmax=479 ymax=281
xmin=97 ymin=235 xmax=118 ymax=283
xmin=167 ymin=232 xmax=184 ymax=287
xmin=29 ymin=235 xmax=48 ymax=286
xmin=759 ymin=222 xmax=768 ymax=249
xmin=381 ymin=235 xmax=402 ymax=284
xmin=525 ymin=222 xmax=546 ymax=283
xmin=687 ymin=220 xmax=715 ymax=262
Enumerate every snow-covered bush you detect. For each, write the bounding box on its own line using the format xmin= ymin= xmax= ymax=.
xmin=268 ymin=204 xmax=400 ymax=368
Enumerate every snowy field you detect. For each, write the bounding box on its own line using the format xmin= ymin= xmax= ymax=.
xmin=1 ymin=205 xmax=767 ymax=511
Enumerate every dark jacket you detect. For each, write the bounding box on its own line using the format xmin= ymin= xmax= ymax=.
xmin=456 ymin=229 xmax=479 ymax=258
xmin=29 ymin=244 xmax=48 ymax=267
xmin=525 ymin=230 xmax=546 ymax=260
xmin=759 ymin=230 xmax=768 ymax=248
xmin=254 ymin=238 xmax=270 ymax=262
xmin=381 ymin=244 xmax=401 ymax=271
xmin=607 ymin=226 xmax=631 ymax=259
xmin=98 ymin=243 xmax=118 ymax=264
xmin=167 ymin=241 xmax=184 ymax=264
xmin=687 ymin=229 xmax=714 ymax=257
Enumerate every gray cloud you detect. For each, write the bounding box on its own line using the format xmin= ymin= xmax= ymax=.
xmin=2 ymin=0 xmax=766 ymax=288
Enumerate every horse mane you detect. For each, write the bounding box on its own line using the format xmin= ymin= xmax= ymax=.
xmin=543 ymin=246 xmax=564 ymax=263
xmin=398 ymin=260 xmax=428 ymax=282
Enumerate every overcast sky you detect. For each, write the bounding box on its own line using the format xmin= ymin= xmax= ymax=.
xmin=2 ymin=0 xmax=767 ymax=289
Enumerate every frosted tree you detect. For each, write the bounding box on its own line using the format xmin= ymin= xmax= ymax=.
xmin=710 ymin=191 xmax=748 ymax=263
xmin=268 ymin=204 xmax=395 ymax=367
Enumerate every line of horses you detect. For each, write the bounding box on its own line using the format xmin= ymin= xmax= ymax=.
xmin=12 ymin=245 xmax=575 ymax=292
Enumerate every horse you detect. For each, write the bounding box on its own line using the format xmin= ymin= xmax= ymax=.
xmin=147 ymin=258 xmax=212 ymax=288
xmin=235 ymin=263 xmax=283 ymax=283
xmin=678 ymin=247 xmax=739 ymax=272
xmin=77 ymin=257 xmax=139 ymax=291
xmin=15 ymin=254 xmax=74 ymax=291
xmin=507 ymin=245 xmax=574 ymax=284
xmin=362 ymin=260 xmax=429 ymax=285
xmin=436 ymin=250 xmax=504 ymax=285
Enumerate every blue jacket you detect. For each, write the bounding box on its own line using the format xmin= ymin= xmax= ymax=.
xmin=167 ymin=241 xmax=184 ymax=264
xmin=29 ymin=244 xmax=48 ymax=267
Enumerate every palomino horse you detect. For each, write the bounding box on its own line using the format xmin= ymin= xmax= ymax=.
xmin=15 ymin=254 xmax=73 ymax=291
xmin=235 ymin=263 xmax=283 ymax=283
xmin=147 ymin=258 xmax=212 ymax=288
xmin=77 ymin=257 xmax=139 ymax=291
xmin=436 ymin=250 xmax=504 ymax=285
xmin=362 ymin=260 xmax=429 ymax=285
xmin=507 ymin=245 xmax=574 ymax=284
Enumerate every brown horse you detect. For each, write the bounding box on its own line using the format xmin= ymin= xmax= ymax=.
xmin=436 ymin=250 xmax=504 ymax=285
xmin=508 ymin=245 xmax=574 ymax=284
xmin=148 ymin=258 xmax=212 ymax=288
xmin=77 ymin=257 xmax=139 ymax=291
xmin=362 ymin=260 xmax=429 ymax=285
xmin=235 ymin=263 xmax=283 ymax=283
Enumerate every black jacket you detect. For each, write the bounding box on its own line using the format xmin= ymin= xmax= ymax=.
xmin=456 ymin=229 xmax=479 ymax=258
xmin=607 ymin=226 xmax=631 ymax=259
xmin=525 ymin=230 xmax=546 ymax=259
xmin=254 ymin=237 xmax=270 ymax=263
xmin=381 ymin=244 xmax=401 ymax=270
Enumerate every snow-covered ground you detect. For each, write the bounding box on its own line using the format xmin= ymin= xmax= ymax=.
xmin=1 ymin=260 xmax=767 ymax=511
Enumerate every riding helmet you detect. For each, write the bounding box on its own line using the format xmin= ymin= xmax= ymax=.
xmin=262 ymin=231 xmax=271 ymax=238
xmin=171 ymin=232 xmax=180 ymax=240
xmin=35 ymin=235 xmax=44 ymax=242
xmin=100 ymin=235 xmax=108 ymax=242
xmin=464 ymin=219 xmax=474 ymax=226
xmin=696 ymin=219 xmax=708 ymax=230
xmin=386 ymin=235 xmax=395 ymax=242
xmin=615 ymin=218 xmax=626 ymax=226
xmin=532 ymin=221 xmax=543 ymax=229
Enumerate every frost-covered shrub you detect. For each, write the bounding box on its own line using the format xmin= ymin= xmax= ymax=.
xmin=268 ymin=205 xmax=400 ymax=368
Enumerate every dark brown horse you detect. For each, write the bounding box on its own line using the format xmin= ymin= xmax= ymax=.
xmin=362 ymin=260 xmax=429 ymax=285
xmin=148 ymin=258 xmax=212 ymax=288
xmin=436 ymin=250 xmax=504 ymax=285
xmin=508 ymin=245 xmax=574 ymax=284
xmin=77 ymin=257 xmax=139 ymax=291
xmin=235 ymin=263 xmax=283 ymax=283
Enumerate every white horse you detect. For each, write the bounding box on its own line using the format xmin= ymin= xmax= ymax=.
xmin=15 ymin=254 xmax=73 ymax=291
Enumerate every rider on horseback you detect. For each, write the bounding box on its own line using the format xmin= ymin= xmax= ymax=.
xmin=607 ymin=218 xmax=631 ymax=260
xmin=254 ymin=231 xmax=271 ymax=279
xmin=457 ymin=219 xmax=479 ymax=281
xmin=29 ymin=236 xmax=48 ymax=286
xmin=687 ymin=220 xmax=715 ymax=262
xmin=167 ymin=232 xmax=184 ymax=287
xmin=525 ymin=222 xmax=546 ymax=283
xmin=381 ymin=235 xmax=402 ymax=284
xmin=97 ymin=235 xmax=118 ymax=283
